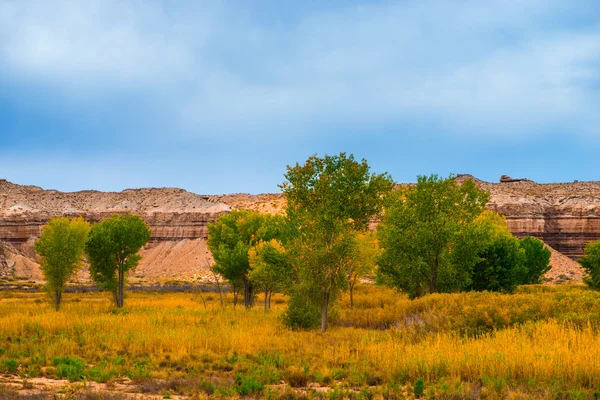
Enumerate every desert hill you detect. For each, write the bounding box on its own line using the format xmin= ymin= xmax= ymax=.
xmin=0 ymin=176 xmax=594 ymax=284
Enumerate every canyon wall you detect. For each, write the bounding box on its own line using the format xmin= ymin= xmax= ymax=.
xmin=1 ymin=176 xmax=598 ymax=282
xmin=478 ymin=178 xmax=600 ymax=259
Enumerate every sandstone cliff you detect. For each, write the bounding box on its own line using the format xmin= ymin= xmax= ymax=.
xmin=1 ymin=176 xmax=595 ymax=284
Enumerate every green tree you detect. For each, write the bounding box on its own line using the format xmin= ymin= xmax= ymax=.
xmin=345 ymin=231 xmax=380 ymax=309
xmin=470 ymin=234 xmax=526 ymax=293
xmin=85 ymin=215 xmax=151 ymax=308
xmin=378 ymin=174 xmax=490 ymax=298
xmin=281 ymin=153 xmax=394 ymax=331
xmin=207 ymin=211 xmax=287 ymax=308
xmin=519 ymin=236 xmax=551 ymax=284
xmin=579 ymin=240 xmax=600 ymax=290
xmin=248 ymin=239 xmax=292 ymax=311
xmin=34 ymin=216 xmax=90 ymax=311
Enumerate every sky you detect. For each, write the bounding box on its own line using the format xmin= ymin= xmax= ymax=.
xmin=1 ymin=0 xmax=599 ymax=194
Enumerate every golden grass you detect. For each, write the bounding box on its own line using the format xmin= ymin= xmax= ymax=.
xmin=1 ymin=285 xmax=600 ymax=398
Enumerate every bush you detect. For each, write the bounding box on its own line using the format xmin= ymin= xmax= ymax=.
xmin=1 ymin=359 xmax=18 ymax=374
xmin=471 ymin=235 xmax=526 ymax=293
xmin=234 ymin=373 xmax=265 ymax=396
xmin=579 ymin=240 xmax=600 ymax=290
xmin=53 ymin=356 xmax=86 ymax=381
xmin=281 ymin=291 xmax=320 ymax=330
xmin=520 ymin=236 xmax=551 ymax=284
xmin=414 ymin=378 xmax=425 ymax=398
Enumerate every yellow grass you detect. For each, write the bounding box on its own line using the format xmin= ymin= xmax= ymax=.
xmin=1 ymin=285 xmax=599 ymax=398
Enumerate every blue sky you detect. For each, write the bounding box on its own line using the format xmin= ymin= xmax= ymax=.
xmin=1 ymin=0 xmax=599 ymax=194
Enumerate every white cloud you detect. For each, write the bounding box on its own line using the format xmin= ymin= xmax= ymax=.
xmin=0 ymin=0 xmax=598 ymax=139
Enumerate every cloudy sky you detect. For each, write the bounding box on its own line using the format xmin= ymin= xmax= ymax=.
xmin=1 ymin=0 xmax=599 ymax=194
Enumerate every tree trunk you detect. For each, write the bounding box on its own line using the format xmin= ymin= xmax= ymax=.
xmin=112 ymin=290 xmax=119 ymax=307
xmin=243 ymin=278 xmax=254 ymax=308
xmin=264 ymin=288 xmax=269 ymax=312
xmin=212 ymin=271 xmax=224 ymax=306
xmin=54 ymin=290 xmax=62 ymax=311
xmin=431 ymin=256 xmax=439 ymax=295
xmin=321 ymin=292 xmax=329 ymax=332
xmin=118 ymin=267 xmax=125 ymax=308
xmin=268 ymin=291 xmax=272 ymax=310
xmin=349 ymin=283 xmax=354 ymax=309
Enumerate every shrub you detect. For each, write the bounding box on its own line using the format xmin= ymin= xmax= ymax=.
xmin=234 ymin=373 xmax=264 ymax=396
xmin=53 ymin=356 xmax=86 ymax=381
xmin=579 ymin=240 xmax=600 ymax=290
xmin=281 ymin=291 xmax=320 ymax=330
xmin=520 ymin=236 xmax=551 ymax=284
xmin=414 ymin=378 xmax=425 ymax=398
xmin=1 ymin=359 xmax=18 ymax=374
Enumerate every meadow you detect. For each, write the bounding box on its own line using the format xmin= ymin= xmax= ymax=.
xmin=1 ymin=284 xmax=600 ymax=399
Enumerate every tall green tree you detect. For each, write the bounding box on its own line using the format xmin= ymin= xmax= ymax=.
xmin=378 ymin=175 xmax=489 ymax=298
xmin=85 ymin=215 xmax=151 ymax=308
xmin=579 ymin=240 xmax=600 ymax=290
xmin=519 ymin=236 xmax=551 ymax=284
xmin=207 ymin=211 xmax=287 ymax=308
xmin=34 ymin=216 xmax=90 ymax=311
xmin=281 ymin=153 xmax=394 ymax=331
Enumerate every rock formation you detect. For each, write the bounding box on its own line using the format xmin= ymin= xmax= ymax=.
xmin=1 ymin=176 xmax=598 ymax=283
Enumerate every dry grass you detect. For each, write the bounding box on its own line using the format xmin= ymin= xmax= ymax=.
xmin=1 ymin=285 xmax=600 ymax=398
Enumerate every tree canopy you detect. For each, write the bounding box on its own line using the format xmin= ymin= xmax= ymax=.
xmin=378 ymin=174 xmax=490 ymax=298
xmin=519 ymin=236 xmax=551 ymax=284
xmin=281 ymin=153 xmax=394 ymax=330
xmin=34 ymin=216 xmax=90 ymax=310
xmin=85 ymin=214 xmax=151 ymax=308
xmin=207 ymin=211 xmax=287 ymax=308
xmin=579 ymin=239 xmax=600 ymax=290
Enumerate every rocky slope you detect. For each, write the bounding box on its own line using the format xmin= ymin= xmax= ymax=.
xmin=1 ymin=176 xmax=596 ymax=283
xmin=471 ymin=176 xmax=600 ymax=259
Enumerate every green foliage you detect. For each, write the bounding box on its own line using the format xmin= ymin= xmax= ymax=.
xmin=207 ymin=211 xmax=287 ymax=308
xmin=248 ymin=239 xmax=292 ymax=310
xmin=346 ymin=232 xmax=380 ymax=308
xmin=53 ymin=356 xmax=86 ymax=381
xmin=85 ymin=214 xmax=151 ymax=308
xmin=234 ymin=372 xmax=265 ymax=396
xmin=281 ymin=153 xmax=394 ymax=330
xmin=1 ymin=359 xmax=18 ymax=374
xmin=471 ymin=234 xmax=526 ymax=293
xmin=34 ymin=216 xmax=90 ymax=310
xmin=579 ymin=240 xmax=600 ymax=290
xmin=280 ymin=286 xmax=321 ymax=330
xmin=520 ymin=236 xmax=551 ymax=284
xmin=414 ymin=378 xmax=425 ymax=398
xmin=378 ymin=174 xmax=490 ymax=298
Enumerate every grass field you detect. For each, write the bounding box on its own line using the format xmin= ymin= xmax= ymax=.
xmin=1 ymin=284 xmax=600 ymax=399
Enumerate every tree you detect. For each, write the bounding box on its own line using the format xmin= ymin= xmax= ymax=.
xmin=470 ymin=234 xmax=526 ymax=292
xmin=281 ymin=153 xmax=394 ymax=331
xmin=519 ymin=236 xmax=551 ymax=284
xmin=378 ymin=174 xmax=490 ymax=298
xmin=345 ymin=231 xmax=380 ymax=309
xmin=34 ymin=217 xmax=90 ymax=311
xmin=248 ymin=239 xmax=292 ymax=311
xmin=579 ymin=240 xmax=600 ymax=290
xmin=85 ymin=215 xmax=151 ymax=308
xmin=207 ymin=211 xmax=287 ymax=308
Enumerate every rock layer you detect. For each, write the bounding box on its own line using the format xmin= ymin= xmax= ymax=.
xmin=1 ymin=176 xmax=598 ymax=283
xmin=474 ymin=177 xmax=600 ymax=259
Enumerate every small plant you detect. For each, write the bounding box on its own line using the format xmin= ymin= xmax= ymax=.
xmin=235 ymin=373 xmax=265 ymax=396
xmin=414 ymin=378 xmax=425 ymax=398
xmin=53 ymin=356 xmax=86 ymax=381
xmin=1 ymin=359 xmax=19 ymax=373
